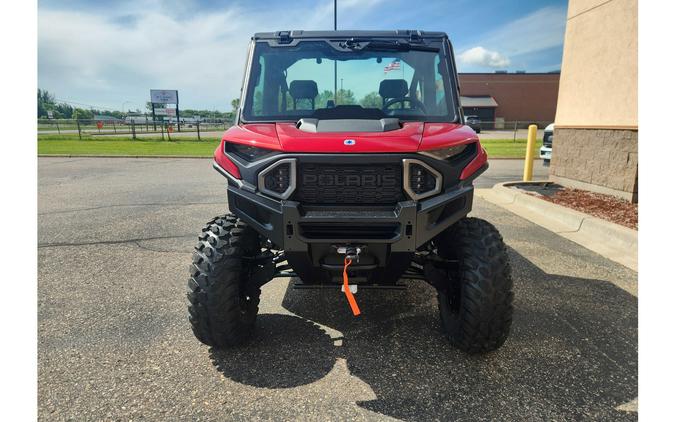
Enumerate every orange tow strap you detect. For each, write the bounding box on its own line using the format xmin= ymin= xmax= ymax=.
xmin=342 ymin=258 xmax=361 ymax=316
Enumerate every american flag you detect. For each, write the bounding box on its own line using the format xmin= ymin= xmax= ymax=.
xmin=384 ymin=59 xmax=401 ymax=73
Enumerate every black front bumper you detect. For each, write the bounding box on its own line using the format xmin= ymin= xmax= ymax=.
xmin=226 ymin=181 xmax=474 ymax=253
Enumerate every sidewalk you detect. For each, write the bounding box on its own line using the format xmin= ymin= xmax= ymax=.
xmin=476 ymin=182 xmax=637 ymax=272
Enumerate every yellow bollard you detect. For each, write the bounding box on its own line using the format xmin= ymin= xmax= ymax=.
xmin=523 ymin=124 xmax=538 ymax=181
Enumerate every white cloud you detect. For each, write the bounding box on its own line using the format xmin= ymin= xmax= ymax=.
xmin=473 ymin=6 xmax=567 ymax=59
xmin=38 ymin=7 xmax=254 ymax=110
xmin=458 ymin=46 xmax=510 ymax=68
xmin=455 ymin=5 xmax=566 ymax=72
xmin=37 ymin=0 xmax=385 ymax=110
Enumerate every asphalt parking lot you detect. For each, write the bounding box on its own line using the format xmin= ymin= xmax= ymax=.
xmin=38 ymin=157 xmax=636 ymax=421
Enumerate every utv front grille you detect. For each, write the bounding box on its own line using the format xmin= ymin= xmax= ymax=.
xmin=299 ymin=222 xmax=400 ymax=240
xmin=295 ymin=163 xmax=405 ymax=205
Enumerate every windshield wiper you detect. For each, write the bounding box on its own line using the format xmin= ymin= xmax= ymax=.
xmin=339 ymin=38 xmax=438 ymax=52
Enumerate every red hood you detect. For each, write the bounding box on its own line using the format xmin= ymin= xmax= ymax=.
xmin=221 ymin=122 xmax=478 ymax=153
xmin=275 ymin=122 xmax=424 ymax=153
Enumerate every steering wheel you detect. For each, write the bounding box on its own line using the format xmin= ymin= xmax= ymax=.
xmin=383 ymin=97 xmax=427 ymax=114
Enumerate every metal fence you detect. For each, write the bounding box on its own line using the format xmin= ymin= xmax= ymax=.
xmin=468 ymin=120 xmax=553 ymax=130
xmin=37 ymin=118 xmax=233 ymax=140
xmin=38 ymin=118 xmax=553 ymax=141
xmin=461 ymin=120 xmax=552 ymax=142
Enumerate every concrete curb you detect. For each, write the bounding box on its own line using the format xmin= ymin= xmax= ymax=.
xmin=475 ymin=182 xmax=637 ymax=272
xmin=38 ymin=154 xmax=213 ymax=159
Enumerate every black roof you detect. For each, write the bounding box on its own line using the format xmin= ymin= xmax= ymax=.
xmin=253 ymin=30 xmax=448 ymax=40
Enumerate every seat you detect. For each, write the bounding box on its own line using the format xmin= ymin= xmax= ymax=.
xmin=379 ymin=79 xmax=409 ymax=107
xmin=289 ymin=80 xmax=319 ymax=110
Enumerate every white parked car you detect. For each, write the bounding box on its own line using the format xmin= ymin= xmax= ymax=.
xmin=539 ymin=123 xmax=554 ymax=166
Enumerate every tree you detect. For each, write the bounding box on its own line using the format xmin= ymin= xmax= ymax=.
xmin=360 ymin=91 xmax=381 ymax=109
xmin=72 ymin=108 xmax=94 ymax=120
xmin=315 ymin=89 xmax=356 ymax=107
xmin=146 ymin=101 xmax=165 ymax=112
xmin=335 ymin=89 xmax=356 ymax=105
xmin=37 ymin=88 xmax=56 ymax=118
xmin=38 ymin=89 xmax=55 ymax=105
xmin=231 ymin=98 xmax=240 ymax=111
xmin=316 ymin=90 xmax=334 ymax=108
xmin=55 ymin=103 xmax=73 ymax=119
xmin=38 ymin=101 xmax=47 ymax=119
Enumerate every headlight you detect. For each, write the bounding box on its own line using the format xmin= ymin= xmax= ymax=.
xmin=258 ymin=159 xmax=297 ymax=200
xmin=225 ymin=142 xmax=276 ymax=162
xmin=418 ymin=144 xmax=468 ymax=160
xmin=402 ymin=159 xmax=442 ymax=201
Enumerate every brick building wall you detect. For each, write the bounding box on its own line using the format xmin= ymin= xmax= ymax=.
xmin=550 ymin=128 xmax=638 ymax=202
xmin=458 ymin=73 xmax=560 ymax=122
xmin=551 ymin=0 xmax=637 ymax=203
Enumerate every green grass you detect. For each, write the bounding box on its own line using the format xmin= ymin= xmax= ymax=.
xmin=38 ymin=135 xmax=541 ymax=158
xmin=481 ymin=139 xmax=542 ymax=158
xmin=38 ymin=134 xmax=220 ymax=156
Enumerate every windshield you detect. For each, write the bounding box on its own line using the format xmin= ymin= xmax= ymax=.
xmin=241 ymin=40 xmax=458 ymax=123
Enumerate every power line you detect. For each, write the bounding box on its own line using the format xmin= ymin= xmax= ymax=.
xmin=53 ymin=98 xmax=119 ymax=111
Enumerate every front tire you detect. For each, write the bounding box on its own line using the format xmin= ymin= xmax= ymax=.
xmin=187 ymin=214 xmax=261 ymax=348
xmin=436 ymin=217 xmax=513 ymax=353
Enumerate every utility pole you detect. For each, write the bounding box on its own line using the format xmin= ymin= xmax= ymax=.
xmin=334 ymin=0 xmax=338 ymax=105
xmin=175 ymin=91 xmax=181 ymax=132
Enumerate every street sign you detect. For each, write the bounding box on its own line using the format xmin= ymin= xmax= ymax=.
xmin=47 ymin=110 xmax=54 ymax=119
xmin=154 ymin=108 xmax=168 ymax=116
xmin=96 ymin=121 xmax=103 ymax=129
xmin=150 ymin=89 xmax=178 ymax=104
xmin=166 ymin=108 xmax=176 ymax=117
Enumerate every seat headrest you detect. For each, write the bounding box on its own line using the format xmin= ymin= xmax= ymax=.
xmin=289 ymin=80 xmax=318 ymax=100
xmin=379 ymin=79 xmax=409 ymax=99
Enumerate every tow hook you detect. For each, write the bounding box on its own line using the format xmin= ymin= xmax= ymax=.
xmin=336 ymin=245 xmax=362 ymax=263
xmin=336 ymin=245 xmax=362 ymax=316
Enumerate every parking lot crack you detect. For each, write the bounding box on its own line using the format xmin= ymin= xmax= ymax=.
xmin=132 ymin=240 xmax=188 ymax=253
xmin=38 ymin=234 xmax=193 ymax=249
xmin=38 ymin=201 xmax=226 ymax=215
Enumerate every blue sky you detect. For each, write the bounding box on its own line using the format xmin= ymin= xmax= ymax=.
xmin=38 ymin=0 xmax=568 ymax=111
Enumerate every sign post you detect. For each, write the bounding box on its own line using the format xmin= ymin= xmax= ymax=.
xmin=176 ymin=91 xmax=180 ymax=132
xmin=150 ymin=89 xmax=179 ymax=132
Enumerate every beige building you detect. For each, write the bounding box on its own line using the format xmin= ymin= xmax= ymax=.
xmin=551 ymin=0 xmax=638 ymax=202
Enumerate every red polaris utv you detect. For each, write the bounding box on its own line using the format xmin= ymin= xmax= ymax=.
xmin=188 ymin=30 xmax=513 ymax=354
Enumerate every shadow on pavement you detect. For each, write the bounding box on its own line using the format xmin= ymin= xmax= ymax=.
xmin=209 ymin=314 xmax=336 ymax=388
xmin=210 ymin=249 xmax=637 ymax=420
